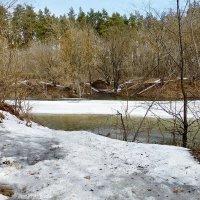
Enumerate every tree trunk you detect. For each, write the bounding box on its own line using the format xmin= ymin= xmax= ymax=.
xmin=177 ymin=0 xmax=188 ymax=147
xmin=113 ymin=64 xmax=120 ymax=94
xmin=88 ymin=68 xmax=92 ymax=96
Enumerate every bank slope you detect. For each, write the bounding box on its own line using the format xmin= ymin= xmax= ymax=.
xmin=0 ymin=112 xmax=200 ymax=200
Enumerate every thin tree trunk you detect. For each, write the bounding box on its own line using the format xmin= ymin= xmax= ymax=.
xmin=177 ymin=0 xmax=188 ymax=147
xmin=113 ymin=64 xmax=120 ymax=94
xmin=88 ymin=68 xmax=92 ymax=96
xmin=119 ymin=113 xmax=127 ymax=141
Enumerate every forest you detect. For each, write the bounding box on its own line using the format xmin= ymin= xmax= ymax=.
xmin=0 ymin=1 xmax=200 ymax=99
xmin=0 ymin=1 xmax=200 ymax=199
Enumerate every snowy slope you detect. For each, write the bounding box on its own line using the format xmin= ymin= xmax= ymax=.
xmin=0 ymin=112 xmax=200 ymax=200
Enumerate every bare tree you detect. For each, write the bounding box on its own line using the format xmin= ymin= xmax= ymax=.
xmin=177 ymin=0 xmax=188 ymax=147
xmin=105 ymin=27 xmax=131 ymax=94
xmin=60 ymin=24 xmax=98 ymax=97
xmin=0 ymin=0 xmax=18 ymax=9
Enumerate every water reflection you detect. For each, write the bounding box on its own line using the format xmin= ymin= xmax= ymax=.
xmin=33 ymin=114 xmax=178 ymax=145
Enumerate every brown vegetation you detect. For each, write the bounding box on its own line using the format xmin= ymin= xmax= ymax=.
xmin=129 ymin=79 xmax=200 ymax=100
xmin=0 ymin=102 xmax=22 ymax=119
xmin=1 ymin=2 xmax=200 ymax=100
xmin=192 ymin=149 xmax=200 ymax=162
xmin=0 ymin=112 xmax=5 ymax=122
xmin=0 ymin=184 xmax=14 ymax=197
xmin=0 ymin=102 xmax=32 ymax=126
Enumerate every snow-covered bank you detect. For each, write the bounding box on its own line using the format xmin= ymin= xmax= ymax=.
xmin=27 ymin=100 xmax=200 ymax=118
xmin=0 ymin=112 xmax=200 ymax=200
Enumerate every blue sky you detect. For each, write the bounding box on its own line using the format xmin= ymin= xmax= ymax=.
xmin=20 ymin=0 xmax=186 ymax=16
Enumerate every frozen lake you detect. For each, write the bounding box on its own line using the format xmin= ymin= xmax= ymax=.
xmin=29 ymin=99 xmax=200 ymax=119
xmin=29 ymin=99 xmax=200 ymax=146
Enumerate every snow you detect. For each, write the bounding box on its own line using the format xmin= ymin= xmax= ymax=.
xmin=137 ymin=84 xmax=158 ymax=95
xmin=0 ymin=112 xmax=200 ymax=199
xmin=154 ymin=79 xmax=161 ymax=84
xmin=91 ymin=87 xmax=100 ymax=92
xmin=27 ymin=100 xmax=200 ymax=119
xmin=0 ymin=194 xmax=8 ymax=200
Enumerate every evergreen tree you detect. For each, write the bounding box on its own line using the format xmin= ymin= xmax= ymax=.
xmin=9 ymin=4 xmax=37 ymax=47
xmin=23 ymin=5 xmax=37 ymax=45
xmin=129 ymin=13 xmax=136 ymax=30
xmin=36 ymin=7 xmax=54 ymax=42
xmin=77 ymin=7 xmax=86 ymax=26
xmin=108 ymin=12 xmax=126 ymax=28
xmin=0 ymin=5 xmax=8 ymax=38
xmin=68 ymin=7 xmax=76 ymax=22
xmin=86 ymin=8 xmax=96 ymax=26
xmin=11 ymin=4 xmax=25 ymax=47
xmin=59 ymin=15 xmax=68 ymax=34
xmin=135 ymin=11 xmax=143 ymax=31
xmin=96 ymin=9 xmax=109 ymax=34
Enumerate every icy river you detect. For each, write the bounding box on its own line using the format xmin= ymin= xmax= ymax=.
xmin=29 ymin=99 xmax=200 ymax=146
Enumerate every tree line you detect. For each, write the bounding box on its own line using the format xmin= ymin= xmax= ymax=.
xmin=0 ymin=5 xmax=146 ymax=47
xmin=0 ymin=1 xmax=200 ymax=97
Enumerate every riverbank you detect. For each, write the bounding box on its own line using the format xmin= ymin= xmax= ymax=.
xmin=0 ymin=112 xmax=200 ymax=200
xmin=3 ymin=78 xmax=200 ymax=101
